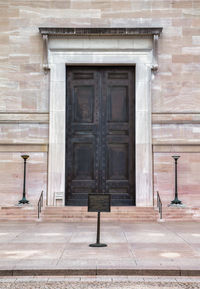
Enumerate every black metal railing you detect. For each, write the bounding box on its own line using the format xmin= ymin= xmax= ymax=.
xmin=37 ymin=191 xmax=44 ymax=219
xmin=157 ymin=191 xmax=162 ymax=219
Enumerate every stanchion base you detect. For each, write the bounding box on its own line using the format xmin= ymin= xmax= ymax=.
xmin=89 ymin=243 xmax=107 ymax=247
xmin=18 ymin=198 xmax=29 ymax=204
xmin=170 ymin=199 xmax=182 ymax=205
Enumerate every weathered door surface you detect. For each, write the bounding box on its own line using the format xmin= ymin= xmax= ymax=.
xmin=66 ymin=67 xmax=135 ymax=206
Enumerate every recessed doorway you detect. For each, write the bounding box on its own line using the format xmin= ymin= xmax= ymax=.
xmin=65 ymin=66 xmax=135 ymax=206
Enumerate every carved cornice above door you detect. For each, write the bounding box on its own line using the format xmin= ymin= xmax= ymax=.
xmin=39 ymin=27 xmax=163 ymax=73
xmin=39 ymin=27 xmax=163 ymax=37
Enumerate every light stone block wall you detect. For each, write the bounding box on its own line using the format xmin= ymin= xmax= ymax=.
xmin=0 ymin=0 xmax=200 ymax=207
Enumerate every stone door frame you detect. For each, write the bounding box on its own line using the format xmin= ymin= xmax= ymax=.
xmin=39 ymin=27 xmax=162 ymax=207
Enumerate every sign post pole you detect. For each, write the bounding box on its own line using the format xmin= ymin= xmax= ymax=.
xmin=89 ymin=212 xmax=107 ymax=247
xmin=88 ymin=194 xmax=111 ymax=247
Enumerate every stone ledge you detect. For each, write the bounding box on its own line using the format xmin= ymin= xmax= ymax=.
xmin=0 ymin=144 xmax=48 ymax=152
xmin=0 ymin=113 xmax=49 ymax=124
xmin=152 ymin=113 xmax=200 ymax=124
xmin=0 ymin=268 xmax=199 ymax=277
xmin=39 ymin=27 xmax=163 ymax=37
xmin=153 ymin=144 xmax=200 ymax=153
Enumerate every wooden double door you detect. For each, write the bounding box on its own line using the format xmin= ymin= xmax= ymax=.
xmin=65 ymin=66 xmax=135 ymax=206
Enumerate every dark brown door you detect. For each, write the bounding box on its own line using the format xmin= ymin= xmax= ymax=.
xmin=65 ymin=66 xmax=135 ymax=206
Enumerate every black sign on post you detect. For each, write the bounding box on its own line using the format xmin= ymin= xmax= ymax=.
xmin=88 ymin=194 xmax=111 ymax=247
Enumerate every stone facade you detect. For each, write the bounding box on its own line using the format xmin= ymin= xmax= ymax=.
xmin=0 ymin=0 xmax=200 ymax=207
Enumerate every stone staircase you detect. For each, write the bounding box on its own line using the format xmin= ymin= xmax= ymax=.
xmin=40 ymin=206 xmax=158 ymax=222
xmin=1 ymin=205 xmax=200 ymax=222
xmin=0 ymin=206 xmax=38 ymax=222
xmin=161 ymin=206 xmax=200 ymax=221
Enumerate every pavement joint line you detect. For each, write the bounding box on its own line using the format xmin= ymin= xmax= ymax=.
xmin=0 ymin=268 xmax=200 ymax=277
xmin=163 ymin=222 xmax=199 ymax=254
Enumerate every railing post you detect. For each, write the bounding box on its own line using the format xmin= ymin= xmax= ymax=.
xmin=157 ymin=191 xmax=162 ymax=220
xmin=37 ymin=191 xmax=44 ymax=219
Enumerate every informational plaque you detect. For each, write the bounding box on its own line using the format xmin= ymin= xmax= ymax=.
xmin=88 ymin=194 xmax=111 ymax=213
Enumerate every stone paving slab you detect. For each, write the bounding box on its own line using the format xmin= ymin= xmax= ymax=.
xmin=0 ymin=222 xmax=200 ymax=276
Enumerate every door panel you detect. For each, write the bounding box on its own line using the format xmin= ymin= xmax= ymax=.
xmin=73 ymin=86 xmax=94 ymax=123
xmin=66 ymin=68 xmax=99 ymax=205
xmin=66 ymin=66 xmax=135 ymax=206
xmin=107 ymin=86 xmax=128 ymax=122
xmin=103 ymin=68 xmax=135 ymax=205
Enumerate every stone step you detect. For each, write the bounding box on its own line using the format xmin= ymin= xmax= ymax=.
xmin=41 ymin=218 xmax=157 ymax=222
xmin=0 ymin=218 xmax=38 ymax=222
xmin=0 ymin=206 xmax=158 ymax=222
xmin=44 ymin=206 xmax=155 ymax=212
xmin=0 ymin=206 xmax=38 ymax=221
xmin=160 ymin=206 xmax=200 ymax=221
xmin=41 ymin=206 xmax=157 ymax=222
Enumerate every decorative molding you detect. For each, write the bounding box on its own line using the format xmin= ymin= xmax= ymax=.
xmin=0 ymin=144 xmax=48 ymax=152
xmin=39 ymin=27 xmax=163 ymax=73
xmin=152 ymin=34 xmax=159 ymax=72
xmin=0 ymin=113 xmax=49 ymax=123
xmin=42 ymin=34 xmax=50 ymax=73
xmin=47 ymin=37 xmax=154 ymax=206
xmin=153 ymin=141 xmax=200 ymax=145
xmin=152 ymin=113 xmax=200 ymax=124
xmin=39 ymin=27 xmax=163 ymax=37
xmin=153 ymin=144 xmax=200 ymax=153
xmin=0 ymin=141 xmax=48 ymax=145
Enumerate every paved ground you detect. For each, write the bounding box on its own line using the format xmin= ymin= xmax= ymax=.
xmin=0 ymin=221 xmax=200 ymax=274
xmin=0 ymin=276 xmax=200 ymax=288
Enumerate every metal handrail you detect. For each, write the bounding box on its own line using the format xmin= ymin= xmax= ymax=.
xmin=37 ymin=191 xmax=44 ymax=219
xmin=157 ymin=191 xmax=162 ymax=219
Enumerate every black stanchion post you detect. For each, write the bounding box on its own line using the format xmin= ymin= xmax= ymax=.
xmin=19 ymin=155 xmax=29 ymax=204
xmin=170 ymin=155 xmax=182 ymax=205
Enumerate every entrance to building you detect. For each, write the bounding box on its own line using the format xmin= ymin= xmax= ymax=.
xmin=65 ymin=66 xmax=135 ymax=206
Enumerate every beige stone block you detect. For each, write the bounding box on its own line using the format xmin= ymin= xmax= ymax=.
xmin=151 ymin=1 xmax=170 ymax=9
xmin=172 ymin=1 xmax=192 ymax=9
xmin=192 ymin=18 xmax=200 ymax=27
xmin=20 ymin=81 xmax=41 ymax=90
xmin=0 ymin=18 xmax=9 ymax=32
xmin=109 ymin=1 xmax=131 ymax=10
xmin=49 ymin=1 xmax=71 ymax=9
xmin=193 ymin=1 xmax=200 ymax=8
xmin=20 ymin=64 xmax=41 ymax=73
xmin=151 ymin=9 xmax=181 ymax=18
xmin=0 ymin=45 xmax=9 ymax=57
xmin=12 ymin=0 xmax=51 ymax=8
xmin=102 ymin=10 xmax=152 ymax=18
xmin=20 ymin=7 xmax=101 ymax=18
xmin=183 ymin=27 xmax=200 ymax=37
xmin=172 ymin=18 xmax=192 ymax=27
xmin=192 ymin=36 xmax=200 ymax=45
xmin=164 ymin=27 xmax=182 ymax=37
xmin=153 ymin=124 xmax=200 ymax=145
xmin=0 ymin=123 xmax=48 ymax=144
xmin=0 ymin=35 xmax=9 ymax=43
xmin=9 ymin=17 xmax=30 ymax=29
xmin=172 ymin=54 xmax=193 ymax=63
xmin=9 ymin=56 xmax=30 ymax=65
xmin=22 ymin=94 xmax=37 ymax=110
xmin=183 ymin=8 xmax=200 ymax=16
